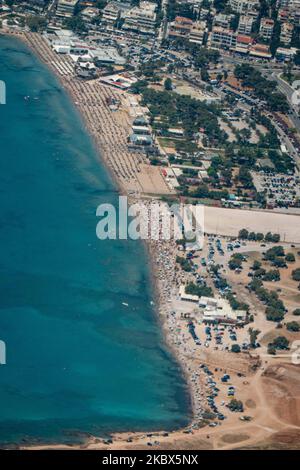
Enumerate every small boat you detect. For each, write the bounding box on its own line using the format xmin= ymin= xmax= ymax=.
xmin=122 ymin=302 xmax=129 ymax=307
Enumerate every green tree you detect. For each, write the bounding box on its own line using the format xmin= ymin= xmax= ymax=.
xmin=286 ymin=321 xmax=300 ymax=332
xmin=263 ymin=270 xmax=280 ymax=282
xmin=201 ymin=67 xmax=209 ymax=82
xmin=271 ymin=336 xmax=289 ymax=350
xmin=238 ymin=229 xmax=249 ymax=240
xmin=266 ymin=307 xmax=285 ymax=322
xmin=252 ymin=260 xmax=262 ymax=271
xmin=228 ymin=399 xmax=244 ymax=412
xmin=248 ymin=328 xmax=261 ymax=348
xmin=164 ymin=78 xmax=172 ymax=91
xmin=292 ymin=268 xmax=300 ymax=281
xmin=64 ymin=15 xmax=87 ymax=33
xmin=26 ymin=15 xmax=47 ymax=32
xmin=231 ymin=344 xmax=241 ymax=353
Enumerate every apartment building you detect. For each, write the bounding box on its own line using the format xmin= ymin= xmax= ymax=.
xmin=168 ymin=16 xmax=193 ymax=38
xmin=198 ymin=8 xmax=210 ymax=20
xmin=101 ymin=2 xmax=121 ymax=27
xmin=122 ymin=1 xmax=157 ymax=35
xmin=277 ymin=2 xmax=300 ymax=24
xmin=168 ymin=17 xmax=206 ymax=44
xmin=189 ymin=21 xmax=206 ymax=45
xmin=238 ymin=15 xmax=254 ymax=35
xmin=277 ymin=0 xmax=300 ymax=7
xmin=213 ymin=13 xmax=234 ymax=29
xmin=81 ymin=6 xmax=100 ymax=21
xmin=56 ymin=0 xmax=79 ymax=18
xmin=259 ymin=18 xmax=274 ymax=41
xmin=229 ymin=0 xmax=259 ymax=14
xmin=280 ymin=21 xmax=294 ymax=45
xmin=209 ymin=27 xmax=237 ymax=50
xmin=26 ymin=0 xmax=48 ymax=6
xmin=278 ymin=8 xmax=291 ymax=22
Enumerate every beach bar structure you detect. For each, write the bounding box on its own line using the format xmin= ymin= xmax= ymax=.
xmin=179 ymin=285 xmax=199 ymax=302
xmin=179 ymin=287 xmax=247 ymax=325
xmin=200 ymin=297 xmax=247 ymax=325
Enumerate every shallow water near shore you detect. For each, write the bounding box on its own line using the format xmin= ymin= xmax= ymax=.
xmin=0 ymin=36 xmax=190 ymax=446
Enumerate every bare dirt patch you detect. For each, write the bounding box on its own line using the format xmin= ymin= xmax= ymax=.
xmin=221 ymin=433 xmax=250 ymax=444
xmin=262 ymin=364 xmax=300 ymax=427
xmin=245 ymin=399 xmax=256 ymax=409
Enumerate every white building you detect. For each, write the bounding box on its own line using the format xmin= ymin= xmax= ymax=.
xmin=122 ymin=1 xmax=157 ymax=35
xmin=276 ymin=46 xmax=297 ymax=61
xmin=199 ymin=297 xmax=247 ymax=325
xmin=213 ymin=13 xmax=234 ymax=29
xmin=81 ymin=7 xmax=100 ymax=21
xmin=229 ymin=0 xmax=259 ymax=14
xmin=56 ymin=0 xmax=79 ymax=19
xmin=259 ymin=18 xmax=274 ymax=41
xmin=280 ymin=21 xmax=294 ymax=45
xmin=189 ymin=21 xmax=206 ymax=45
xmin=238 ymin=15 xmax=254 ymax=35
xmin=179 ymin=285 xmax=200 ymax=302
xmin=101 ymin=2 xmax=123 ymax=27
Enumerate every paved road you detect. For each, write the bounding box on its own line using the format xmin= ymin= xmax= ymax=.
xmin=270 ymin=71 xmax=300 ymax=131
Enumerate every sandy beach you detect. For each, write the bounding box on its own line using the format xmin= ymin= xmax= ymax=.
xmin=3 ymin=31 xmax=300 ymax=451
xmin=2 ymin=31 xmax=172 ymax=198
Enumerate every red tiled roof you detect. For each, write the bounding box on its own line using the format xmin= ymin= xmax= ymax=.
xmin=236 ymin=35 xmax=252 ymax=44
xmin=175 ymin=16 xmax=193 ymax=24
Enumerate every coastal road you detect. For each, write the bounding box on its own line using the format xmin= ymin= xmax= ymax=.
xmin=270 ymin=71 xmax=300 ymax=130
xmin=270 ymin=118 xmax=300 ymax=170
xmin=157 ymin=0 xmax=169 ymax=44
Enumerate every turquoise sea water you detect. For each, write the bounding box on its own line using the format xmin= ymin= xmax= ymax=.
xmin=0 ymin=36 xmax=190 ymax=446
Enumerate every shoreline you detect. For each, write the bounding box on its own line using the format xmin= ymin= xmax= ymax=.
xmin=2 ymin=31 xmax=299 ymax=452
xmin=1 ymin=30 xmax=199 ymax=447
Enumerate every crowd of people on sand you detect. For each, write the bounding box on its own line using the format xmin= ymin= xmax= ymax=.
xmin=20 ymin=32 xmax=211 ymax=428
xmin=149 ymin=238 xmax=208 ymax=424
xmin=142 ymin=199 xmax=211 ymax=425
xmin=22 ymin=32 xmax=146 ymax=194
